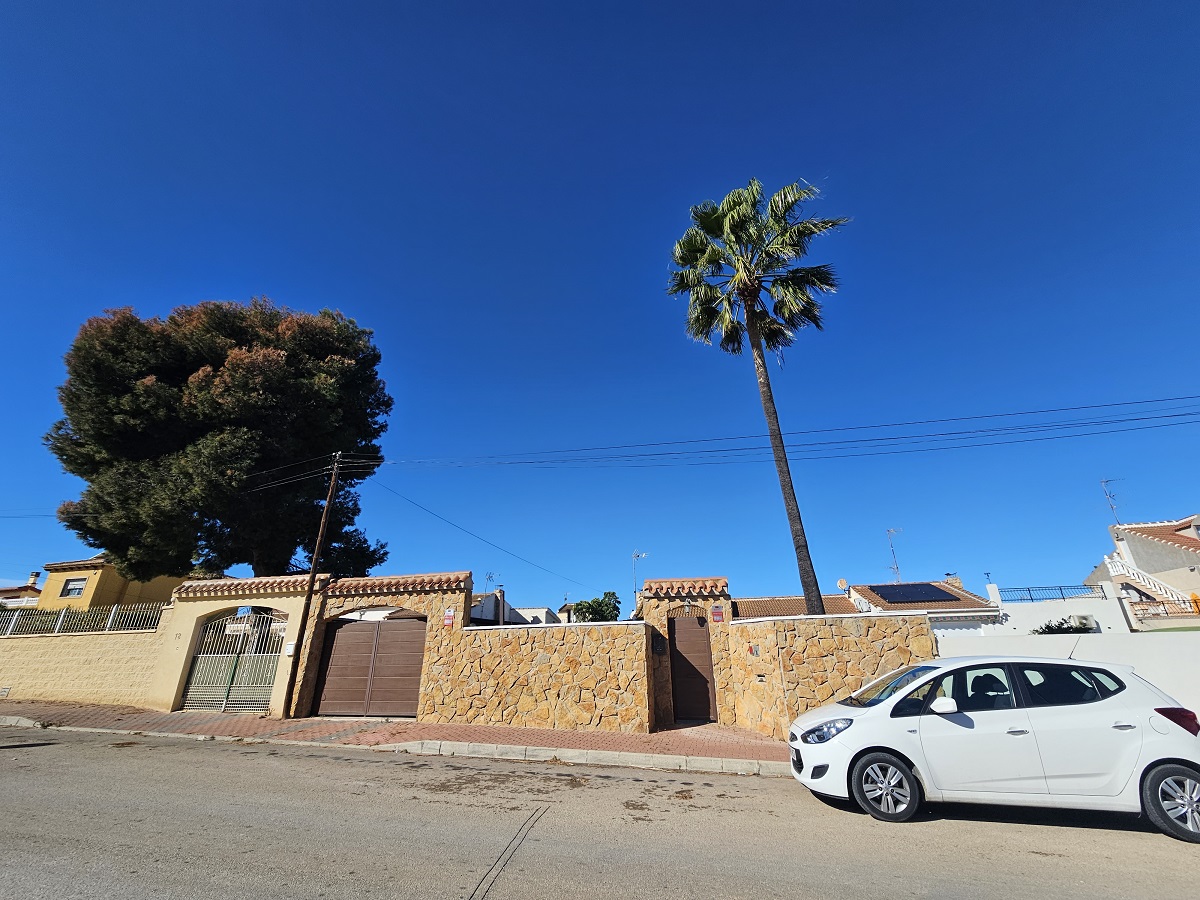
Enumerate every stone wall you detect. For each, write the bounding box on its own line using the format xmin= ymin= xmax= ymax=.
xmin=726 ymin=614 xmax=936 ymax=738
xmin=291 ymin=572 xmax=473 ymax=718
xmin=0 ymin=630 xmax=163 ymax=707
xmin=420 ymin=623 xmax=651 ymax=732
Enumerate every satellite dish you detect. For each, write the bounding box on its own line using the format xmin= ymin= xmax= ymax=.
xmin=836 ymin=578 xmax=848 ymax=591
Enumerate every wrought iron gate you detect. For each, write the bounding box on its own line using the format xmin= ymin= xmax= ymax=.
xmin=181 ymin=610 xmax=288 ymax=712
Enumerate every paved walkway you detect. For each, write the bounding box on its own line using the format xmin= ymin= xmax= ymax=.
xmin=0 ymin=699 xmax=791 ymax=776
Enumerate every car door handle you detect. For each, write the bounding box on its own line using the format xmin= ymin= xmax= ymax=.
xmin=1006 ymin=728 xmax=1029 ymax=736
xmin=1111 ymin=722 xmax=1137 ymax=731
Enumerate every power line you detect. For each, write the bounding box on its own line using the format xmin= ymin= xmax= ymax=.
xmin=366 ymin=476 xmax=593 ymax=590
xmin=426 ymin=393 xmax=1200 ymax=460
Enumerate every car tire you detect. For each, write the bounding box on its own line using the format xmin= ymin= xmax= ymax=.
xmin=850 ymin=752 xmax=923 ymax=822
xmin=1142 ymin=763 xmax=1200 ymax=843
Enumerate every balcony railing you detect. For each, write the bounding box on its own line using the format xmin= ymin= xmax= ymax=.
xmin=999 ymin=586 xmax=1105 ymax=603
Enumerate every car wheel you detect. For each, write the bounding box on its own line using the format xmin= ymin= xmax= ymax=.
xmin=850 ymin=752 xmax=923 ymax=822
xmin=1142 ymin=764 xmax=1200 ymax=843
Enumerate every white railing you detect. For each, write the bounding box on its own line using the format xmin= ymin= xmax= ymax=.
xmin=1104 ymin=556 xmax=1191 ymax=609
xmin=0 ymin=602 xmax=168 ymax=637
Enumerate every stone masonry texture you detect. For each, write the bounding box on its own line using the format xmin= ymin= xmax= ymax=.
xmin=726 ymin=615 xmax=936 ymax=738
xmin=421 ymin=623 xmax=652 ymax=733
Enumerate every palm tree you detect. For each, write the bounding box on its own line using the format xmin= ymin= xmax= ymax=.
xmin=668 ymin=179 xmax=846 ymax=614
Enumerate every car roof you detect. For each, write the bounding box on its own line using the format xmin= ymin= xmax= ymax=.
xmin=927 ymin=655 xmax=1136 ymax=674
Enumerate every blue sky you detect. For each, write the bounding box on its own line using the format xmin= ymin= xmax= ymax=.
xmin=1 ymin=2 xmax=1197 ymax=613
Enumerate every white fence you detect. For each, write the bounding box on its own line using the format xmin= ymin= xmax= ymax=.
xmin=0 ymin=603 xmax=168 ymax=637
xmin=937 ymin=632 xmax=1200 ymax=712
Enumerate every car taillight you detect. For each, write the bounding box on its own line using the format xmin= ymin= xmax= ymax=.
xmin=1155 ymin=707 xmax=1200 ymax=736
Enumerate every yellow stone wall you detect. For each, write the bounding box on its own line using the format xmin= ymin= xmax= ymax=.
xmin=725 ymin=614 xmax=937 ymax=738
xmin=420 ymin=623 xmax=652 ymax=733
xmin=292 ymin=578 xmax=474 ymax=718
xmin=0 ymin=630 xmax=163 ymax=706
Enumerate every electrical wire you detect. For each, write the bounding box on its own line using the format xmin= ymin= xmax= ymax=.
xmin=366 ymin=476 xmax=593 ymax=589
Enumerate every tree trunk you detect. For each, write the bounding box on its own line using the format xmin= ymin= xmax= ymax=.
xmin=744 ymin=307 xmax=826 ymax=615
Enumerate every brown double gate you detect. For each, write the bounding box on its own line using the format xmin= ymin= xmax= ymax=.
xmin=314 ymin=614 xmax=427 ymax=716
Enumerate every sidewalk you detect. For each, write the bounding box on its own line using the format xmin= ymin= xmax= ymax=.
xmin=0 ymin=699 xmax=791 ymax=776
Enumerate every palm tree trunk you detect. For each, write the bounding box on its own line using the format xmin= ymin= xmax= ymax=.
xmin=745 ymin=308 xmax=826 ymax=614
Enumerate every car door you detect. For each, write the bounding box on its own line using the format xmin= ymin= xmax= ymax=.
xmin=1014 ymin=663 xmax=1144 ymax=796
xmin=918 ymin=664 xmax=1047 ymax=794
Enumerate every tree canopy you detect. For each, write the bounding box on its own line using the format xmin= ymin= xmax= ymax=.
xmin=46 ymin=298 xmax=394 ymax=580
xmin=668 ymin=179 xmax=846 ymax=613
xmin=572 ymin=591 xmax=622 ymax=622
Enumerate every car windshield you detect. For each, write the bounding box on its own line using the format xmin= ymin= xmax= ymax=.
xmin=839 ymin=665 xmax=938 ymax=707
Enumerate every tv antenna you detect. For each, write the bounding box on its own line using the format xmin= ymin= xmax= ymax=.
xmin=886 ymin=529 xmax=903 ymax=583
xmin=1100 ymin=479 xmax=1122 ymax=524
xmin=632 ymin=550 xmax=648 ymax=605
xmin=484 ymin=571 xmax=498 ymax=592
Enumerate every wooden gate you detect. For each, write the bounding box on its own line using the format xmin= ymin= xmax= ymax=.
xmin=668 ymin=614 xmax=717 ymax=722
xmin=314 ymin=614 xmax=427 ymax=716
xmin=181 ymin=610 xmax=287 ymax=712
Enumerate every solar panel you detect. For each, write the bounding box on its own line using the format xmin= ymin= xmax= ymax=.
xmin=869 ymin=583 xmax=958 ymax=604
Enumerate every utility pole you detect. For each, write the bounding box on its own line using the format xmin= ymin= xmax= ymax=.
xmin=282 ymin=451 xmax=341 ymax=718
xmin=886 ymin=529 xmax=902 ymax=583
xmin=1101 ymin=478 xmax=1122 ymax=525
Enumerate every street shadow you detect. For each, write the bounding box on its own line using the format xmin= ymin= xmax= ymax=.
xmin=918 ymin=801 xmax=1157 ymax=835
xmin=0 ymin=741 xmax=59 ymax=750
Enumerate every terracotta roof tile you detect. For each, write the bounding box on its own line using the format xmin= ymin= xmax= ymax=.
xmin=175 ymin=574 xmax=319 ymax=598
xmin=328 ymin=571 xmax=471 ymax=597
xmin=1121 ymin=516 xmax=1200 ymax=555
xmin=732 ymin=595 xmax=857 ymax=618
xmin=640 ymin=578 xmax=729 ymax=599
xmin=850 ymin=581 xmax=994 ymax=613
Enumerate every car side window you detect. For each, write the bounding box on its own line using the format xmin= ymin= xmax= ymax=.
xmin=1017 ymin=664 xmax=1107 ymax=707
xmin=1087 ymin=668 xmax=1126 ymax=699
xmin=958 ymin=666 xmax=1015 ymax=712
xmin=892 ymin=679 xmax=936 ymax=717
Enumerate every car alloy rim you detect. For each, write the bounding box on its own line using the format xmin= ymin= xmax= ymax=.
xmin=1159 ymin=776 xmax=1200 ymax=832
xmin=863 ymin=763 xmax=910 ymax=814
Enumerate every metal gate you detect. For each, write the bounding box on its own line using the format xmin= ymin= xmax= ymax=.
xmin=181 ymin=610 xmax=287 ymax=712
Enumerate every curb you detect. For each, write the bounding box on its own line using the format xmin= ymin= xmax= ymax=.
xmin=0 ymin=718 xmax=788 ymax=776
xmin=387 ymin=739 xmax=791 ymax=776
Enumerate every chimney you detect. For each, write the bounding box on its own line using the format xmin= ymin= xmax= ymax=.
xmin=27 ymin=571 xmax=40 ymax=587
xmin=496 ymin=585 xmax=505 ymax=626
xmin=944 ymin=573 xmax=963 ymax=589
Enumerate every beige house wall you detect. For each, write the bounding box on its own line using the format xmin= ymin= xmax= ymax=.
xmin=39 ymin=563 xmax=183 ymax=612
xmin=725 ymin=614 xmax=937 ymax=738
xmin=0 ymin=629 xmax=163 ymax=706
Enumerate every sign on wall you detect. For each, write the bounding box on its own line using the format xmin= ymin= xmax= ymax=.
xmin=443 ymin=608 xmax=455 ymax=627
xmin=711 ymin=605 xmax=724 ymax=623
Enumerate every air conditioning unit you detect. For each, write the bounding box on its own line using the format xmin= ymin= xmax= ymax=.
xmin=1069 ymin=614 xmax=1096 ymax=630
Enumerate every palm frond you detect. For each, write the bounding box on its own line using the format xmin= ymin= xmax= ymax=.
xmin=690 ymin=201 xmax=725 ymax=239
xmin=672 ymin=227 xmax=714 ymax=269
xmin=766 ymin=182 xmax=820 ymax=227
xmin=757 ymin=316 xmax=795 ymax=352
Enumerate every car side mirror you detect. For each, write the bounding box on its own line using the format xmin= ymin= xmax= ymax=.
xmin=929 ymin=696 xmax=958 ymax=715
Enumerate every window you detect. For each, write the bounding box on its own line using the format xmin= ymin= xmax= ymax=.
xmin=1016 ymin=664 xmax=1118 ymax=707
xmin=59 ymin=577 xmax=87 ymax=598
xmin=892 ymin=679 xmax=938 ymax=717
xmin=958 ymin=666 xmax=1015 ymax=711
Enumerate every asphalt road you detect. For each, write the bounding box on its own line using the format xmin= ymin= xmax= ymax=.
xmin=0 ymin=727 xmax=1192 ymax=900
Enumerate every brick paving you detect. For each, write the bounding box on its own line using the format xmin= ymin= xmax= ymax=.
xmin=0 ymin=699 xmax=788 ymax=762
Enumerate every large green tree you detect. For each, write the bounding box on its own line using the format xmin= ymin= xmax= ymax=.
xmin=572 ymin=591 xmax=622 ymax=622
xmin=46 ymin=298 xmax=394 ymax=580
xmin=668 ymin=180 xmax=846 ymax=614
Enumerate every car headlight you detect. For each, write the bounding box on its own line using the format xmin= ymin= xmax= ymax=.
xmin=800 ymin=718 xmax=853 ymax=744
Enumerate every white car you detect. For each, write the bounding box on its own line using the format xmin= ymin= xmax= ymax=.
xmin=787 ymin=655 xmax=1200 ymax=841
